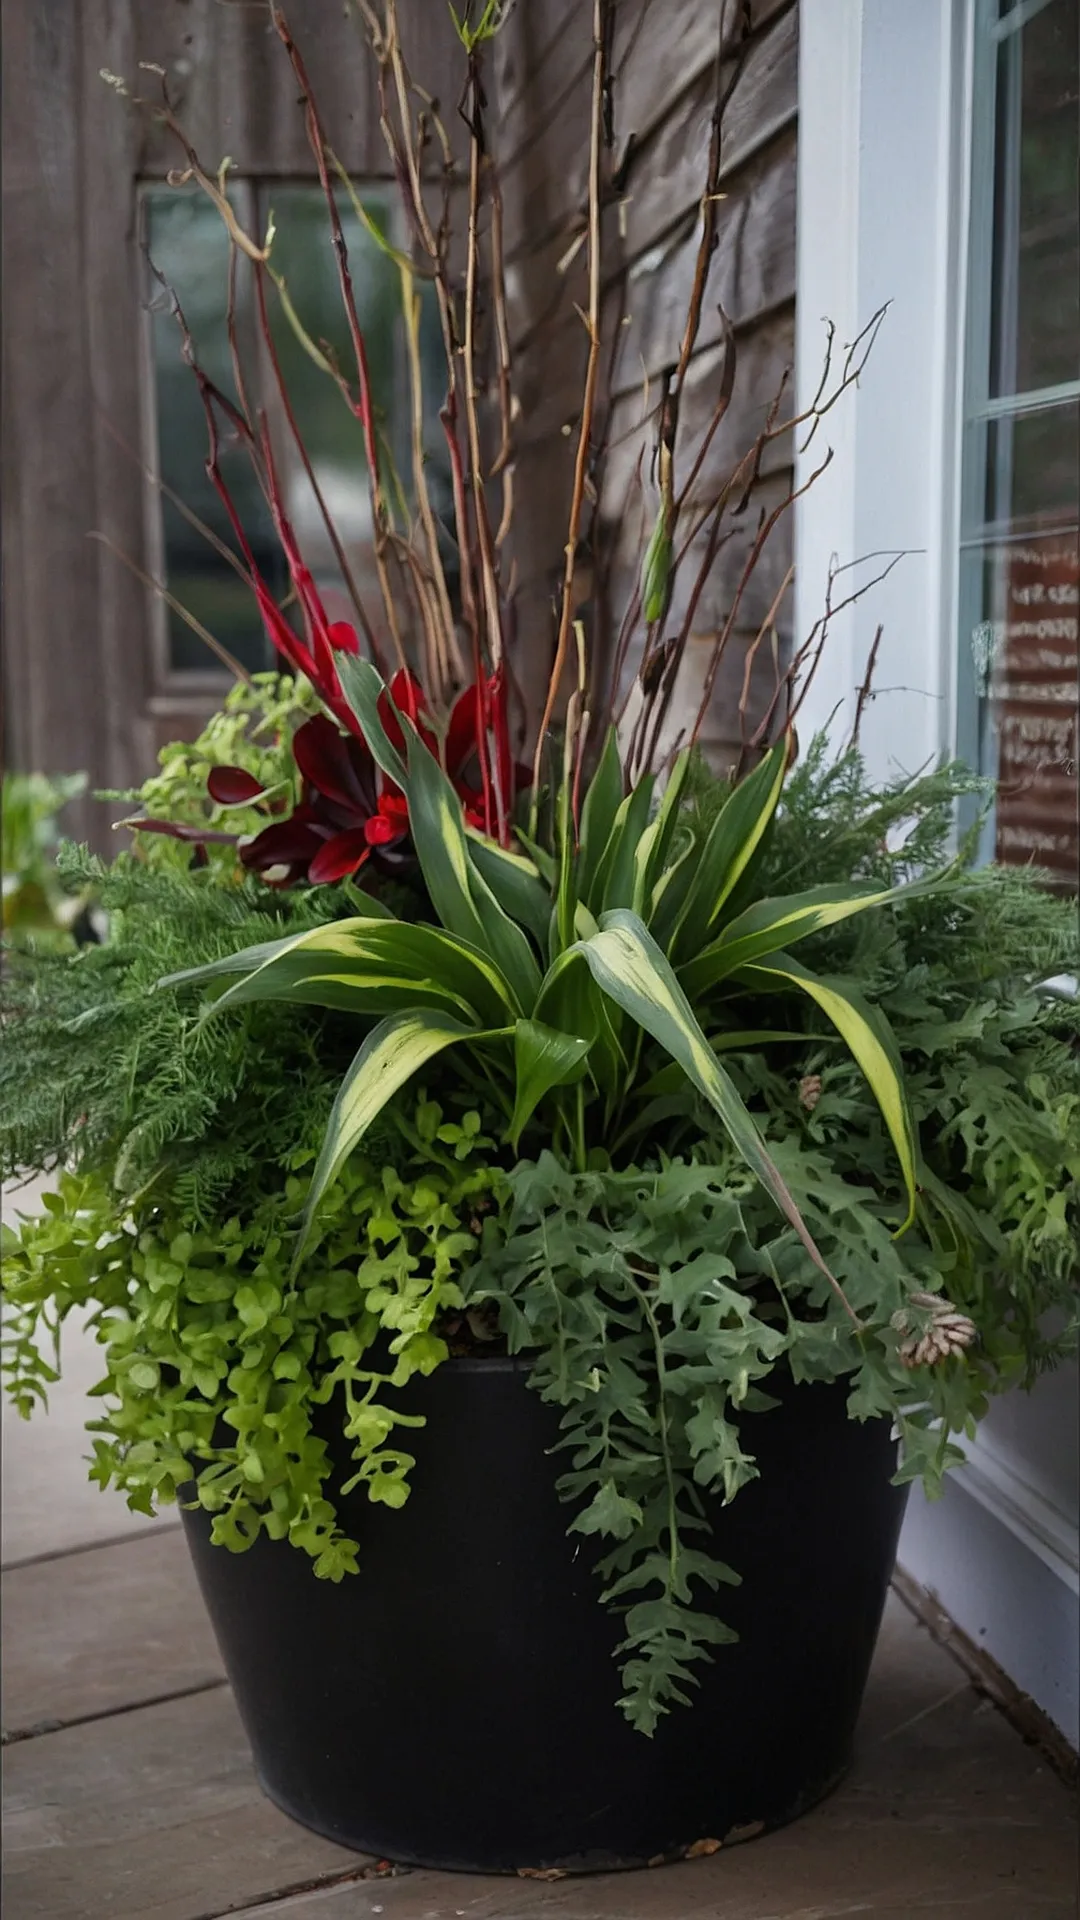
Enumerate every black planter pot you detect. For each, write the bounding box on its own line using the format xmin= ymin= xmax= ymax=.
xmin=181 ymin=1357 xmax=907 ymax=1874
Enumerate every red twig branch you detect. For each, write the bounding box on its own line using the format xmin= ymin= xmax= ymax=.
xmin=530 ymin=0 xmax=609 ymax=816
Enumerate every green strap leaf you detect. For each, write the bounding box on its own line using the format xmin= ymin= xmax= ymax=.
xmin=155 ymin=921 xmax=359 ymax=998
xmin=577 ymin=726 xmax=624 ymax=902
xmin=509 ymin=1019 xmax=591 ymax=1149
xmin=555 ymin=756 xmax=578 ymax=958
xmin=161 ymin=918 xmax=509 ymax=1028
xmin=512 ymin=829 xmax=556 ymax=886
xmin=534 ymin=946 xmax=624 ymax=1095
xmin=669 ymin=736 xmax=788 ymax=962
xmin=404 ymin=732 xmax=541 ymax=1013
xmin=294 ymin=1011 xmax=495 ymax=1269
xmin=647 ymin=830 xmax=699 ymax=947
xmin=335 ymin=656 xmax=408 ymax=788
xmin=465 ymin=831 xmax=551 ymax=946
xmin=575 ymin=909 xmax=855 ymax=1315
xmin=596 ymin=776 xmax=656 ymax=914
xmin=734 ymin=953 xmax=919 ymax=1231
xmin=355 ymin=923 xmax=514 ymax=1024
xmin=632 ymin=750 xmax=691 ymax=918
xmin=680 ymin=869 xmax=960 ymax=996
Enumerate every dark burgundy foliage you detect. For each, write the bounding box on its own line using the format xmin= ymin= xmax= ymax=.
xmin=127 ymin=666 xmax=527 ymax=889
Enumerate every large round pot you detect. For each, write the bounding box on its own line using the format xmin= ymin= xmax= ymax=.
xmin=181 ymin=1356 xmax=906 ymax=1873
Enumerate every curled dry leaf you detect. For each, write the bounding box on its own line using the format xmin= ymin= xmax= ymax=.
xmin=798 ymin=1072 xmax=823 ymax=1110
xmin=685 ymin=1836 xmax=722 ymax=1858
xmin=723 ymin=1819 xmax=765 ymax=1846
xmin=893 ymin=1291 xmax=977 ymax=1368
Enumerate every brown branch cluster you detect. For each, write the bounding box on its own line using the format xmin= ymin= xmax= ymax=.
xmin=116 ymin=0 xmax=889 ymax=801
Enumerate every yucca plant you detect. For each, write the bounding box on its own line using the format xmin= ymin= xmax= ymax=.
xmin=166 ymin=655 xmax=962 ymax=1311
xmin=104 ymin=1 xmax=933 ymax=1311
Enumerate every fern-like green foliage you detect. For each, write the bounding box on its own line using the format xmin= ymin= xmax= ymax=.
xmin=2 ymin=1099 xmax=506 ymax=1580
xmin=464 ymin=1104 xmax=1051 ymax=1733
xmin=0 ymin=674 xmax=424 ymax=1218
xmin=0 ymin=847 xmax=356 ymax=1219
xmin=2 ymin=729 xmax=1077 ymax=1738
xmin=674 ymin=741 xmax=1079 ymax=1366
xmin=99 ymin=671 xmax=320 ymax=877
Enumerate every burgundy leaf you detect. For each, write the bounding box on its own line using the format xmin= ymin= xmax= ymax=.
xmin=126 ymin=817 xmax=239 ymax=845
xmin=292 ymin=715 xmax=375 ymax=814
xmin=445 ymin=683 xmax=482 ymax=778
xmin=308 ymin=830 xmax=373 ymax=884
xmin=240 ymin=818 xmax=324 ymax=870
xmin=207 ymin=765 xmax=267 ymax=806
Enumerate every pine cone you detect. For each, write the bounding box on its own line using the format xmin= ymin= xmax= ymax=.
xmin=896 ymin=1291 xmax=977 ymax=1368
xmin=798 ymin=1073 xmax=823 ymax=1111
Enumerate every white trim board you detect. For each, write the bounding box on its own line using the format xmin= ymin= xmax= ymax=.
xmin=899 ymin=1470 xmax=1079 ymax=1749
xmin=794 ymin=0 xmax=1080 ymax=1750
xmin=793 ymin=0 xmax=970 ymax=779
xmin=958 ymin=1432 xmax=1079 ymax=1595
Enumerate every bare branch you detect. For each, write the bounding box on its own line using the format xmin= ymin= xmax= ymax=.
xmin=530 ymin=0 xmax=609 ymax=819
xmin=88 ymin=532 xmax=254 ymax=685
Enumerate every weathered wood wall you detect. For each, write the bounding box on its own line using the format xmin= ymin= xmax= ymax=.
xmin=1 ymin=0 xmax=464 ymax=845
xmin=2 ymin=0 xmax=797 ymax=847
xmin=494 ymin=0 xmax=798 ymax=765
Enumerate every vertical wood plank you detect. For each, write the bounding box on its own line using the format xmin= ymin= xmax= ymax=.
xmin=81 ymin=0 xmax=155 ymax=809
xmin=2 ymin=3 xmax=113 ymax=842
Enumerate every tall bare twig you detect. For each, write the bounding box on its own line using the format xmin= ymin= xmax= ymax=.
xmin=850 ymin=624 xmax=885 ymax=749
xmin=530 ymin=0 xmax=609 ymax=820
xmin=271 ymin=5 xmax=408 ymax=670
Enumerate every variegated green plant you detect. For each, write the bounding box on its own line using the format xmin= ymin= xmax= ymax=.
xmin=164 ymin=660 xmax=962 ymax=1301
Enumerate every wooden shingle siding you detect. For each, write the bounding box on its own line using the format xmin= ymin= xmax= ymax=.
xmin=495 ymin=0 xmax=798 ymax=764
xmin=2 ymin=0 xmax=798 ymax=834
xmin=1 ymin=0 xmax=463 ymax=846
xmin=2 ymin=1 xmax=149 ymax=845
xmin=130 ymin=0 xmax=465 ymax=181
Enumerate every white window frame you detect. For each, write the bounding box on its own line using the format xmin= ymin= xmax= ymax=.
xmin=792 ymin=0 xmax=974 ymax=789
xmin=957 ymin=0 xmax=1080 ymax=860
xmin=792 ymin=0 xmax=1079 ymax=1748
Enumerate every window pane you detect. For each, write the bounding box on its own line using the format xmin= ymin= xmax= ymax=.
xmin=981 ymin=400 xmax=1080 ymax=533
xmin=260 ymin=186 xmax=455 ymax=635
xmin=258 ymin=187 xmax=450 ymax=638
xmin=259 ymin=185 xmax=396 ymax=630
xmin=989 ymin=0 xmax=1079 ymax=396
xmin=146 ymin=188 xmax=281 ymax=675
xmin=964 ymin=401 xmax=1079 ymax=886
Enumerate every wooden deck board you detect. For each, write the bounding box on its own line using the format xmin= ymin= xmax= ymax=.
xmin=3 ymin=1582 xmax=1074 ymax=1920
xmin=2 ymin=1527 xmax=223 ymax=1737
xmin=2 ymin=1684 xmax=361 ymax=1920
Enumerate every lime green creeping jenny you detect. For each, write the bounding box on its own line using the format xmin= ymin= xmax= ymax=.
xmin=162 ymin=660 xmax=960 ymax=1286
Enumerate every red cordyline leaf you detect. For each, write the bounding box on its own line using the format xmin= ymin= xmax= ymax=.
xmin=207 ymin=766 xmax=266 ymax=805
xmin=127 ymin=817 xmax=239 ymax=846
xmin=291 ymin=715 xmax=377 ymax=817
xmin=200 ymin=427 xmax=364 ymax=739
xmin=308 ymin=830 xmax=373 ymax=884
xmin=378 ymin=669 xmax=437 ymax=756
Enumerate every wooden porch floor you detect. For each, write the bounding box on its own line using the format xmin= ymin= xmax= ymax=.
xmin=2 ymin=1312 xmax=1076 ymax=1920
